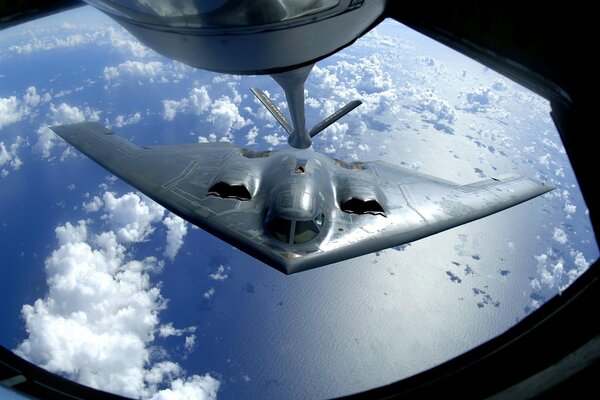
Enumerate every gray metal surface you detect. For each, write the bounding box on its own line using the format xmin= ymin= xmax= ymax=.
xmin=50 ymin=122 xmax=553 ymax=274
xmin=83 ymin=0 xmax=386 ymax=74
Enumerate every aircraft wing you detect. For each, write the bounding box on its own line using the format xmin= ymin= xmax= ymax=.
xmin=293 ymin=160 xmax=554 ymax=273
xmin=50 ymin=122 xmax=283 ymax=268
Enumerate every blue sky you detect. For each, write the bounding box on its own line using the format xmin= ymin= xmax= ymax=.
xmin=1 ymin=5 xmax=598 ymax=400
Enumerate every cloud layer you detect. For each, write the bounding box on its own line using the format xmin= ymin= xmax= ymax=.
xmin=15 ymin=193 xmax=217 ymax=399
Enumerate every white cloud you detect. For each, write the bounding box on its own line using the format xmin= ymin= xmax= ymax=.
xmin=16 ymin=220 xmax=165 ymax=398
xmin=0 ymin=136 xmax=24 ymax=175
xmin=207 ymin=96 xmax=250 ymax=137
xmin=162 ymin=100 xmax=185 ymax=121
xmin=23 ymin=86 xmax=41 ymax=107
xmin=158 ymin=322 xmax=195 ymax=338
xmin=188 ymin=87 xmax=211 ymax=115
xmin=104 ymin=61 xmax=165 ymax=82
xmin=245 ymin=126 xmax=259 ymax=145
xmin=106 ymin=26 xmax=153 ymax=58
xmin=552 ymin=228 xmax=568 ymax=245
xmin=209 ymin=265 xmax=229 ymax=281
xmin=15 ymin=199 xmax=218 ymax=398
xmin=162 ymin=88 xmax=248 ymax=139
xmin=533 ymin=253 xmax=564 ymax=290
xmin=53 ymin=102 xmax=101 ymax=123
xmin=184 ymin=335 xmax=196 ymax=351
xmin=115 ymin=112 xmax=142 ymax=128
xmin=0 ymin=96 xmax=25 ymax=129
xmin=149 ymin=375 xmax=219 ymax=400
xmin=538 ymin=153 xmax=551 ymax=166
xmin=306 ymin=97 xmax=320 ymax=108
xmin=530 ymin=244 xmax=592 ymax=299
xmin=162 ymin=214 xmax=188 ymax=261
xmin=310 ymin=55 xmax=398 ymax=116
xmin=202 ymin=288 xmax=215 ymax=299
xmin=463 ymin=86 xmax=499 ymax=112
xmin=161 ymin=86 xmax=211 ymax=121
xmin=83 ymin=196 xmax=104 ymax=213
xmin=492 ymin=79 xmax=508 ymax=91
xmin=570 ymin=249 xmax=590 ymax=271
xmin=35 ymin=102 xmax=101 ymax=158
xmin=8 ymin=33 xmax=100 ymax=55
xmin=416 ymin=55 xmax=435 ymax=66
xmin=564 ymin=202 xmax=576 ymax=215
xmin=405 ymin=85 xmax=456 ymax=126
xmin=263 ymin=133 xmax=286 ymax=147
xmin=101 ymin=192 xmax=165 ymax=243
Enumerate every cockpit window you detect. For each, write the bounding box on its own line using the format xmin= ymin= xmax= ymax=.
xmin=267 ymin=217 xmax=291 ymax=243
xmin=294 ymin=220 xmax=319 ymax=244
xmin=267 ymin=214 xmax=324 ymax=245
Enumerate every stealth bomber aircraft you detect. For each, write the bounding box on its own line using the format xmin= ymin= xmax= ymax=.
xmin=51 ymin=85 xmax=552 ymax=274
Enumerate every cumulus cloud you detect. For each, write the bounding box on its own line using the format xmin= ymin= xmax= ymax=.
xmin=552 ymin=227 xmax=568 ymax=245
xmin=203 ymin=288 xmax=216 ymax=299
xmin=188 ymin=87 xmax=211 ymax=115
xmin=103 ymin=61 xmax=165 ymax=82
xmin=158 ymin=322 xmax=195 ymax=338
xmin=23 ymin=86 xmax=41 ymax=107
xmin=101 ymin=192 xmax=165 ymax=243
xmin=263 ymin=133 xmax=287 ymax=147
xmin=0 ymin=136 xmax=24 ymax=176
xmin=400 ymin=84 xmax=455 ymax=132
xmin=530 ymin=244 xmax=593 ymax=307
xmin=8 ymin=32 xmax=101 ymax=55
xmin=206 ymin=96 xmax=250 ymax=139
xmin=564 ymin=202 xmax=576 ymax=215
xmin=311 ymin=55 xmax=397 ymax=115
xmin=570 ymin=249 xmax=590 ymax=271
xmin=533 ymin=253 xmax=564 ymax=290
xmin=35 ymin=102 xmax=101 ymax=158
xmin=114 ymin=112 xmax=142 ymax=128
xmin=184 ymin=335 xmax=196 ymax=351
xmin=462 ymin=86 xmax=502 ymax=113
xmin=162 ymin=88 xmax=249 ymax=140
xmin=209 ymin=265 xmax=229 ymax=281
xmin=105 ymin=26 xmax=153 ymax=58
xmin=416 ymin=55 xmax=435 ymax=66
xmin=17 ymin=220 xmax=158 ymax=397
xmin=0 ymin=96 xmax=25 ymax=128
xmin=538 ymin=153 xmax=551 ymax=166
xmin=492 ymin=79 xmax=508 ymax=91
xmin=83 ymin=196 xmax=103 ymax=213
xmin=161 ymin=86 xmax=211 ymax=121
xmin=162 ymin=100 xmax=184 ymax=121
xmin=245 ymin=126 xmax=259 ymax=145
xmin=15 ymin=202 xmax=218 ymax=398
xmin=149 ymin=375 xmax=219 ymax=400
xmin=162 ymin=213 xmax=188 ymax=261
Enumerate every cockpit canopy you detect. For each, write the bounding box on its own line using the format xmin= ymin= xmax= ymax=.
xmin=267 ymin=213 xmax=324 ymax=245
